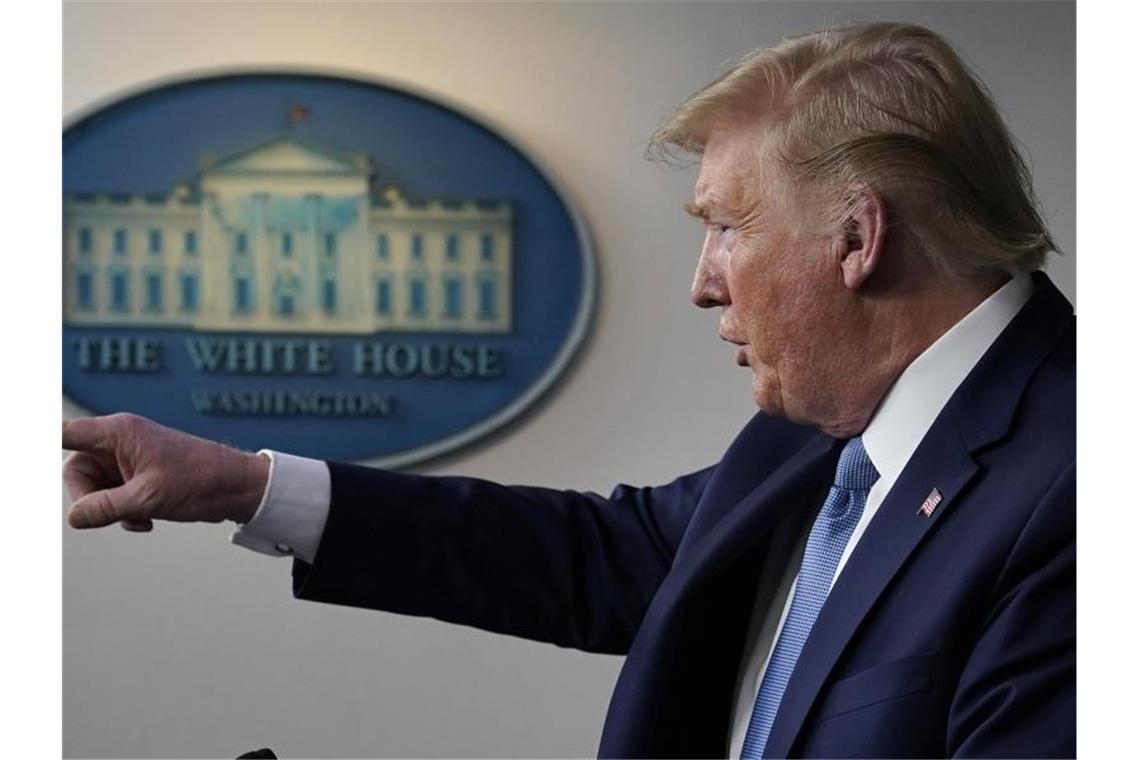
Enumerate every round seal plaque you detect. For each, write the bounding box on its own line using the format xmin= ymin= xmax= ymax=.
xmin=63 ymin=72 xmax=596 ymax=466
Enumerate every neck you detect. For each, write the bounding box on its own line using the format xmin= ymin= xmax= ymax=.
xmin=819 ymin=271 xmax=1008 ymax=439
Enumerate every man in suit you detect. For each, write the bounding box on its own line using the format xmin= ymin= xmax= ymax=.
xmin=62 ymin=22 xmax=1074 ymax=758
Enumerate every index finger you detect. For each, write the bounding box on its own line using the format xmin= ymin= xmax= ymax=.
xmin=62 ymin=416 xmax=108 ymax=452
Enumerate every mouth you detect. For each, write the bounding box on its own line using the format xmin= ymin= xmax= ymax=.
xmin=719 ymin=334 xmax=749 ymax=366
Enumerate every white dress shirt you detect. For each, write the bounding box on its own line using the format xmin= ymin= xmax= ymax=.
xmin=231 ymin=274 xmax=1033 ymax=758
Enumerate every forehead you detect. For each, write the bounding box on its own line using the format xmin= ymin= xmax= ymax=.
xmin=693 ymin=125 xmax=775 ymax=213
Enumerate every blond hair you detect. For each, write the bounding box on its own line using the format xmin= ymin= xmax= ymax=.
xmin=649 ymin=22 xmax=1056 ymax=277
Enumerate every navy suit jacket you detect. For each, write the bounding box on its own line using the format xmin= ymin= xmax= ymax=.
xmin=292 ymin=272 xmax=1075 ymax=758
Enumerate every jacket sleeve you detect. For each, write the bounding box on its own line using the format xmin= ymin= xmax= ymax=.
xmin=290 ymin=462 xmax=717 ymax=655
xmin=947 ymin=460 xmax=1076 ymax=758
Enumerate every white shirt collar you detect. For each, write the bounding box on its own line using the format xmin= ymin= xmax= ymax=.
xmin=861 ymin=273 xmax=1034 ymax=488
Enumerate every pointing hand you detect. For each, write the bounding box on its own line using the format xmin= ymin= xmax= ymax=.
xmin=62 ymin=413 xmax=270 ymax=531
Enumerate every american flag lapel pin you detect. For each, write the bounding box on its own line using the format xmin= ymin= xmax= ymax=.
xmin=917 ymin=488 xmax=943 ymax=518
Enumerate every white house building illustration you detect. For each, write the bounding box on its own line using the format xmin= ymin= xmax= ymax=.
xmin=63 ymin=134 xmax=513 ymax=334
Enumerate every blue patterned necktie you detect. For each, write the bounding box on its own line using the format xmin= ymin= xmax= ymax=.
xmin=740 ymin=437 xmax=879 ymax=759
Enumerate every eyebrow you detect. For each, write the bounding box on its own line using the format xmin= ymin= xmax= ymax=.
xmin=683 ymin=201 xmax=711 ymax=220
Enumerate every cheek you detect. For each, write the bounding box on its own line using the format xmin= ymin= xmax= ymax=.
xmin=731 ymin=245 xmax=832 ymax=366
xmin=730 ymin=261 xmax=797 ymax=345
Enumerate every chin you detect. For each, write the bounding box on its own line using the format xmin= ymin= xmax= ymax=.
xmin=750 ymin=371 xmax=787 ymax=419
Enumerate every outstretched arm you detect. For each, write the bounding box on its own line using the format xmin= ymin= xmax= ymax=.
xmin=63 ymin=413 xmax=716 ymax=655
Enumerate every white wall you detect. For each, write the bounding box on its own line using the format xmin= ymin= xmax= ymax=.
xmin=63 ymin=2 xmax=1075 ymax=757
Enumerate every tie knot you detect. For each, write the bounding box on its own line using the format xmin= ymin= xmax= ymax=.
xmin=834 ymin=437 xmax=878 ymax=491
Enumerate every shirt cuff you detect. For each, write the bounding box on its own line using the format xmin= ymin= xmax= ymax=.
xmin=229 ymin=450 xmax=331 ymax=564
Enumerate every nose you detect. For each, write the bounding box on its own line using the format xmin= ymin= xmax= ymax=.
xmin=690 ymin=239 xmax=729 ymax=309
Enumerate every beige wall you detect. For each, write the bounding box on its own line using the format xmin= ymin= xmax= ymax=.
xmin=63 ymin=2 xmax=1075 ymax=757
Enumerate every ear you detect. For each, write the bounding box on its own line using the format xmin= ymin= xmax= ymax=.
xmin=837 ymin=188 xmax=887 ymax=290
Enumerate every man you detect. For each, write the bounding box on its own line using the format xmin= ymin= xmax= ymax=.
xmin=63 ymin=22 xmax=1074 ymax=758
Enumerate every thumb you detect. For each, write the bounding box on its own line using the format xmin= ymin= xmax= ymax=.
xmin=68 ymin=482 xmax=141 ymax=529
